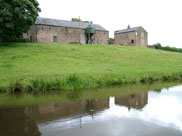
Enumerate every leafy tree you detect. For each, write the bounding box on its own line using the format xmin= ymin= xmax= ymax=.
xmin=154 ymin=43 xmax=162 ymax=49
xmin=109 ymin=38 xmax=115 ymax=44
xmin=72 ymin=18 xmax=90 ymax=23
xmin=0 ymin=0 xmax=41 ymax=45
xmin=72 ymin=18 xmax=81 ymax=22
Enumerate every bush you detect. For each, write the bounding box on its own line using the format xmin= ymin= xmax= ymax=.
xmin=109 ymin=38 xmax=115 ymax=45
xmin=154 ymin=43 xmax=182 ymax=53
xmin=71 ymin=18 xmax=90 ymax=23
xmin=8 ymin=81 xmax=23 ymax=93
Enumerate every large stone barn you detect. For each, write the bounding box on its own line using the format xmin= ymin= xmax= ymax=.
xmin=24 ymin=17 xmax=109 ymax=44
xmin=114 ymin=26 xmax=148 ymax=48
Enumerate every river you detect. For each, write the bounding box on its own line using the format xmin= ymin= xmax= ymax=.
xmin=0 ymin=82 xmax=182 ymax=136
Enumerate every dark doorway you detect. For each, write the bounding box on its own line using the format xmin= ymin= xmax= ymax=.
xmin=131 ymin=39 xmax=134 ymax=44
xmin=30 ymin=36 xmax=32 ymax=42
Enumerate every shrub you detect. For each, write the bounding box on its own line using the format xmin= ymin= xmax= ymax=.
xmin=8 ymin=81 xmax=23 ymax=93
xmin=109 ymin=38 xmax=115 ymax=45
xmin=154 ymin=43 xmax=182 ymax=53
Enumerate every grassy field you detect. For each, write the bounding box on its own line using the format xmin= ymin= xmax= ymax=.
xmin=0 ymin=43 xmax=182 ymax=92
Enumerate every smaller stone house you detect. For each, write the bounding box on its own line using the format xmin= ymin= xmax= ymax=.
xmin=24 ymin=17 xmax=109 ymax=45
xmin=114 ymin=26 xmax=148 ymax=48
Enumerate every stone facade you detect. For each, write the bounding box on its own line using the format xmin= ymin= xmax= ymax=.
xmin=24 ymin=17 xmax=109 ymax=45
xmin=114 ymin=26 xmax=148 ymax=48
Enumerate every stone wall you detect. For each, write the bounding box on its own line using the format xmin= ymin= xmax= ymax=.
xmin=114 ymin=27 xmax=148 ymax=48
xmin=24 ymin=26 xmax=37 ymax=42
xmin=94 ymin=31 xmax=109 ymax=45
xmin=25 ymin=25 xmax=108 ymax=45
xmin=115 ymin=31 xmax=136 ymax=46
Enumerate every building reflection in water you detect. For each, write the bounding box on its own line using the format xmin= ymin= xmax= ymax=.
xmin=0 ymin=108 xmax=41 ymax=136
xmin=24 ymin=92 xmax=148 ymax=125
xmin=115 ymin=92 xmax=148 ymax=110
xmin=24 ymin=98 xmax=110 ymax=123
xmin=0 ymin=92 xmax=148 ymax=136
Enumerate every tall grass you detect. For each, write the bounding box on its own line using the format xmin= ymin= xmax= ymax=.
xmin=60 ymin=74 xmax=89 ymax=90
xmin=2 ymin=74 xmax=89 ymax=93
xmin=0 ymin=73 xmax=181 ymax=93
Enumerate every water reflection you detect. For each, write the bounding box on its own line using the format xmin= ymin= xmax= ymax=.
xmin=24 ymin=98 xmax=109 ymax=123
xmin=115 ymin=92 xmax=148 ymax=110
xmin=0 ymin=108 xmax=41 ymax=136
xmin=0 ymin=85 xmax=182 ymax=136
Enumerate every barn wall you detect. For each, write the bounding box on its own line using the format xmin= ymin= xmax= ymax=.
xmin=25 ymin=25 xmax=108 ymax=45
xmin=114 ymin=27 xmax=148 ymax=48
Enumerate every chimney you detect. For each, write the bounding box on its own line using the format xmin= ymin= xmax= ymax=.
xmin=127 ymin=24 xmax=130 ymax=29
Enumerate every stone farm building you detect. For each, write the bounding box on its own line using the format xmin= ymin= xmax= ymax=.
xmin=24 ymin=17 xmax=109 ymax=44
xmin=114 ymin=26 xmax=148 ymax=48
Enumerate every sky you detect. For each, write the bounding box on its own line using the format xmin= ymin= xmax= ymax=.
xmin=37 ymin=0 xmax=182 ymax=48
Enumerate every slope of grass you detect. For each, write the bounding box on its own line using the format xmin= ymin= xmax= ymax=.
xmin=0 ymin=43 xmax=182 ymax=92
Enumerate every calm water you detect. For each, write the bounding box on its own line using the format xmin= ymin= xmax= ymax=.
xmin=0 ymin=84 xmax=182 ymax=136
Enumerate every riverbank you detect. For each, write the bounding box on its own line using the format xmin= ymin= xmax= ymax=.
xmin=0 ymin=81 xmax=181 ymax=107
xmin=0 ymin=43 xmax=182 ymax=93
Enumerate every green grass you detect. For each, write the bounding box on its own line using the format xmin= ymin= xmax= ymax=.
xmin=0 ymin=43 xmax=182 ymax=92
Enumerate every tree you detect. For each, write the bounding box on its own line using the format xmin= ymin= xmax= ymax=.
xmin=154 ymin=43 xmax=182 ymax=53
xmin=154 ymin=43 xmax=162 ymax=49
xmin=72 ymin=18 xmax=90 ymax=23
xmin=109 ymin=38 xmax=115 ymax=44
xmin=0 ymin=0 xmax=41 ymax=45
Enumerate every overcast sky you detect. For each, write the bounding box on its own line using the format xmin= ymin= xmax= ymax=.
xmin=38 ymin=0 xmax=182 ymax=48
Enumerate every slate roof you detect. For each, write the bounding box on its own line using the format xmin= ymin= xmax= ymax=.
xmin=35 ymin=17 xmax=108 ymax=32
xmin=115 ymin=27 xmax=141 ymax=34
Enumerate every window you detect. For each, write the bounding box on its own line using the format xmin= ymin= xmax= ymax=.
xmin=136 ymin=32 xmax=138 ymax=36
xmin=98 ymin=40 xmax=102 ymax=44
xmin=53 ymin=36 xmax=57 ymax=42
xmin=131 ymin=39 xmax=134 ymax=44
xmin=42 ymin=27 xmax=43 ymax=30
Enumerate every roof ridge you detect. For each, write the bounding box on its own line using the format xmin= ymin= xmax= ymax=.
xmin=115 ymin=26 xmax=141 ymax=32
xmin=37 ymin=17 xmax=90 ymax=25
xmin=36 ymin=17 xmax=108 ymax=31
xmin=115 ymin=26 xmax=143 ymax=34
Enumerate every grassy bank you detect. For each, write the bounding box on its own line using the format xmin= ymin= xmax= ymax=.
xmin=0 ymin=81 xmax=181 ymax=107
xmin=0 ymin=43 xmax=182 ymax=92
